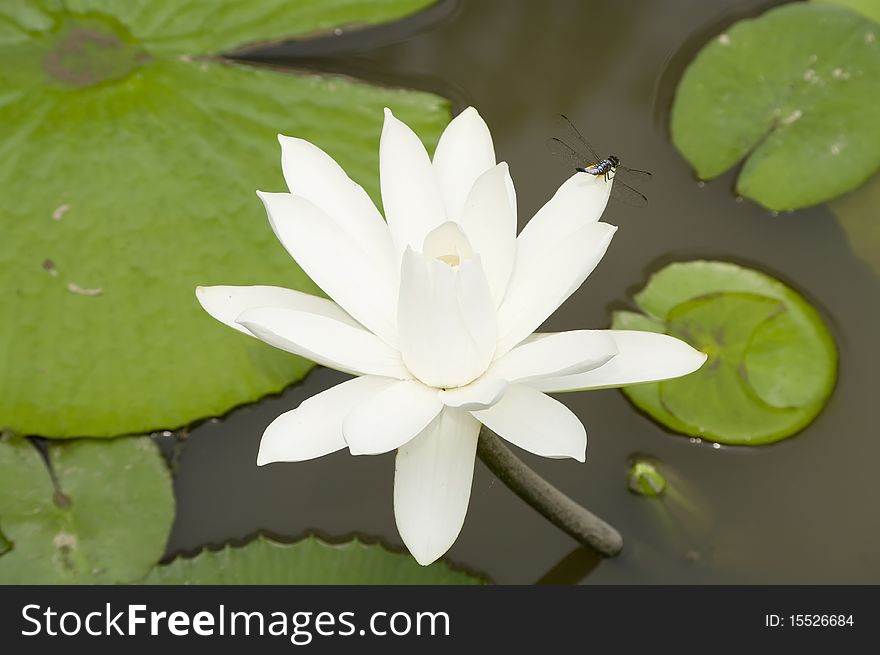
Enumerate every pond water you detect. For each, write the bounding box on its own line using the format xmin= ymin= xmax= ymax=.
xmin=164 ymin=0 xmax=880 ymax=584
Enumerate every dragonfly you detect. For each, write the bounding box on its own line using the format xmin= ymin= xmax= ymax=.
xmin=547 ymin=114 xmax=652 ymax=207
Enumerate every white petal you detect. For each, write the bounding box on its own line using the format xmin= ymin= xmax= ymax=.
xmin=237 ymin=307 xmax=409 ymax=379
xmin=343 ymin=380 xmax=442 ymax=455
xmin=487 ymin=330 xmax=618 ymax=384
xmin=529 ymin=330 xmax=708 ymax=392
xmin=472 ymin=384 xmax=586 ymax=461
xmin=380 ymin=108 xmax=447 ymax=260
xmin=432 ymin=106 xmax=496 ymax=222
xmin=258 ymin=191 xmax=398 ymax=345
xmin=394 ymin=408 xmax=480 ymax=565
xmin=495 ymin=222 xmax=617 ymax=356
xmin=257 ymin=375 xmax=392 ymax=465
xmin=515 ymin=172 xmax=612 ymax=259
xmin=196 ymin=285 xmax=359 ymax=337
xmin=438 ymin=378 xmax=508 ymax=411
xmin=459 ymin=163 xmax=517 ymax=306
xmin=397 ymin=249 xmax=497 ymax=388
xmin=278 ymin=135 xmax=395 ymax=274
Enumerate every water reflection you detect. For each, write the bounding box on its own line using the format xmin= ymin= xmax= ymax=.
xmin=536 ymin=547 xmax=601 ymax=585
xmin=829 ymin=173 xmax=880 ymax=277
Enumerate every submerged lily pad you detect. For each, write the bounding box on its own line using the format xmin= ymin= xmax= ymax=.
xmin=143 ymin=535 xmax=485 ymax=585
xmin=670 ymin=2 xmax=880 ymax=210
xmin=0 ymin=433 xmax=174 ymax=583
xmin=612 ymin=261 xmax=837 ymax=445
xmin=0 ymin=0 xmax=449 ymax=437
xmin=829 ymin=172 xmax=880 ymax=275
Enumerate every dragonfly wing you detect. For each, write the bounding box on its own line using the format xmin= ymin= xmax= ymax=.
xmin=611 ymin=180 xmax=648 ymax=208
xmin=618 ymin=166 xmax=653 ymax=183
xmin=547 ymin=137 xmax=590 ymax=168
xmin=549 ymin=113 xmax=649 ymax=208
xmin=556 ymin=114 xmax=601 ymax=162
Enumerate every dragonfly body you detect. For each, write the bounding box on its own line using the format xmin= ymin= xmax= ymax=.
xmin=579 ymin=155 xmax=620 ymax=180
xmin=549 ymin=114 xmax=651 ymax=207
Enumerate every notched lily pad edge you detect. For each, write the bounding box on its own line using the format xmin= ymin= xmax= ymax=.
xmin=7 ymin=352 xmax=329 ymax=442
xmin=223 ymin=0 xmax=447 ymax=58
xmin=149 ymin=532 xmax=492 ymax=584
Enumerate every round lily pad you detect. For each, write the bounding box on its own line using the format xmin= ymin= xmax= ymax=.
xmin=670 ymin=2 xmax=880 ymax=210
xmin=143 ymin=535 xmax=485 ymax=585
xmin=612 ymin=261 xmax=837 ymax=445
xmin=0 ymin=433 xmax=174 ymax=583
xmin=0 ymin=0 xmax=449 ymax=437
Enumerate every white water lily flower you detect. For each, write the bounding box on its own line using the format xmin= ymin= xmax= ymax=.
xmin=197 ymin=107 xmax=706 ymax=565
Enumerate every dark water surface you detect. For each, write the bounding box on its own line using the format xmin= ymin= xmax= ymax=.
xmin=165 ymin=0 xmax=880 ymax=584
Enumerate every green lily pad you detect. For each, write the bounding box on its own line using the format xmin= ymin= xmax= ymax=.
xmin=0 ymin=433 xmax=174 ymax=583
xmin=0 ymin=0 xmax=449 ymax=437
xmin=670 ymin=2 xmax=880 ymax=210
xmin=612 ymin=261 xmax=837 ymax=445
xmin=610 ymin=311 xmax=698 ymax=435
xmin=143 ymin=535 xmax=486 ymax=585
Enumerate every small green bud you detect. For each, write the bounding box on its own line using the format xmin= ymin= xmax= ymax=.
xmin=627 ymin=460 xmax=667 ymax=497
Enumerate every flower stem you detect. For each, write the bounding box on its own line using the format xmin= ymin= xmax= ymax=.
xmin=477 ymin=426 xmax=623 ymax=558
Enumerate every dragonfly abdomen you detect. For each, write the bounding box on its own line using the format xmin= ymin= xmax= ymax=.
xmin=578 ymin=155 xmax=620 ymax=177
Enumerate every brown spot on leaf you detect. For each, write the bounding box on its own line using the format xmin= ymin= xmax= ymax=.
xmin=42 ymin=24 xmax=149 ymax=88
xmin=53 ymin=532 xmax=77 ymax=570
xmin=42 ymin=259 xmax=59 ymax=276
xmin=53 ymin=489 xmax=72 ymax=509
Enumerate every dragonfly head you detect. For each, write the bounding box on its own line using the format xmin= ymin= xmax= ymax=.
xmin=608 ymin=155 xmax=620 ymax=168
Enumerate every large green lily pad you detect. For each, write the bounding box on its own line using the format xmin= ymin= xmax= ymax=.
xmin=0 ymin=433 xmax=174 ymax=583
xmin=612 ymin=261 xmax=837 ymax=445
xmin=0 ymin=0 xmax=449 ymax=437
xmin=143 ymin=535 xmax=485 ymax=585
xmin=670 ymin=2 xmax=880 ymax=210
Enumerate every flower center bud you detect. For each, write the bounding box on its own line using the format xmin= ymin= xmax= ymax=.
xmin=422 ymin=221 xmax=473 ymax=268
xmin=436 ymin=253 xmax=460 ymax=267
